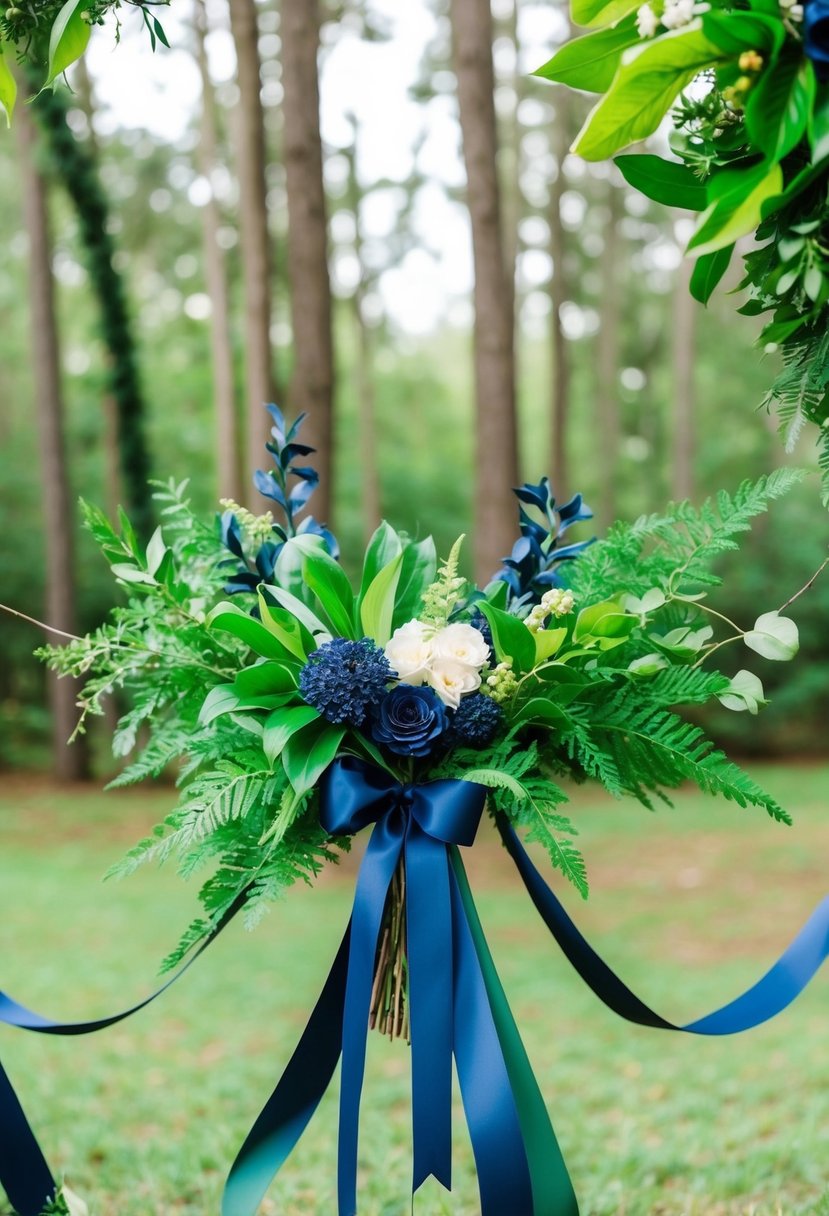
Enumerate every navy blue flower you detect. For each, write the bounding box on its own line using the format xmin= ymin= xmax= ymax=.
xmin=493 ymin=477 xmax=593 ymax=612
xmin=805 ymin=0 xmax=829 ymax=80
xmin=371 ymin=685 xmax=449 ymax=757
xmin=446 ymin=692 xmax=503 ymax=749
xmin=300 ymin=638 xmax=395 ymax=727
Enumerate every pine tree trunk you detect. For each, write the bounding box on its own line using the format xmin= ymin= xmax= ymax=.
xmin=229 ymin=0 xmax=276 ymax=495
xmin=672 ymin=250 xmax=696 ymax=500
xmin=281 ymin=0 xmax=334 ymax=525
xmin=549 ymin=88 xmax=572 ymax=500
xmin=596 ymin=182 xmax=623 ymax=526
xmin=30 ymin=75 xmax=153 ymax=539
xmin=451 ymin=0 xmax=519 ymax=584
xmin=196 ymin=0 xmax=242 ymax=504
xmin=17 ymin=105 xmax=86 ymax=781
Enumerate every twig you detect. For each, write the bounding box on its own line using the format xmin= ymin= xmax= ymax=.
xmin=779 ymin=555 xmax=829 ymax=613
xmin=0 ymin=602 xmax=82 ymax=642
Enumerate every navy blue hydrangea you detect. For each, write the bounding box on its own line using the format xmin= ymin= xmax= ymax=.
xmin=371 ymin=685 xmax=449 ymax=758
xmin=805 ymin=0 xmax=829 ymax=80
xmin=446 ymin=692 xmax=503 ymax=749
xmin=299 ymin=638 xmax=395 ymax=727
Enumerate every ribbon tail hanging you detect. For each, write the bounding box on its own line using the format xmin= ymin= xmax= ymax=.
xmin=498 ymin=815 xmax=829 ymax=1036
xmin=451 ymin=848 xmax=580 ymax=1216
xmin=0 ymin=1059 xmax=56 ymax=1216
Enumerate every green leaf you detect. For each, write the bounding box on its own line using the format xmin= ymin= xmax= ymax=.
xmin=717 ymin=669 xmax=767 ymax=714
xmin=627 ymin=653 xmax=669 ymax=677
xmin=257 ymin=589 xmax=314 ymax=661
xmin=234 ymin=660 xmax=298 ymax=697
xmin=263 ymin=705 xmax=321 ymax=766
xmin=572 ymin=0 xmax=638 ymax=29
xmin=260 ymin=584 xmax=330 ymax=640
xmin=687 ymin=162 xmax=784 ymax=257
xmin=615 ymin=154 xmax=708 ymax=210
xmin=301 ymin=550 xmax=357 ymax=639
xmin=808 ymin=82 xmax=829 ymax=161
xmin=573 ymin=23 xmax=724 ymax=161
xmin=573 ymin=600 xmax=636 ymax=648
xmin=534 ymin=19 xmax=640 ymax=93
xmin=477 ymin=603 xmax=536 ymax=674
xmin=744 ymin=611 xmax=799 ymax=660
xmin=360 ymin=551 xmax=404 ymax=645
xmin=47 ymin=0 xmax=92 ymax=86
xmin=534 ymin=626 xmax=568 ymax=663
xmin=745 ymin=50 xmax=814 ymax=162
xmin=206 ymin=601 xmax=298 ymax=662
xmin=199 ymin=685 xmax=241 ymax=726
xmin=282 ymin=720 xmax=346 ymax=797
xmin=358 ymin=521 xmax=403 ymax=609
xmin=145 ymin=527 xmax=167 ymax=576
xmin=702 ymin=9 xmax=786 ymax=57
xmin=392 ymin=537 xmax=438 ymax=631
xmin=0 ymin=43 xmax=17 ymax=126
xmin=513 ymin=698 xmax=572 ymax=729
xmin=689 ymin=244 xmax=734 ymax=303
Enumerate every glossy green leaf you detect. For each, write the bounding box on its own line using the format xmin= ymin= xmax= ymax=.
xmin=744 ymin=611 xmax=799 ymax=661
xmin=615 ymin=154 xmax=708 ymax=210
xmin=360 ymin=551 xmax=404 ymax=645
xmin=282 ymin=720 xmax=346 ymax=797
xmin=301 ymin=550 xmax=357 ymax=639
xmin=392 ymin=537 xmax=438 ymax=631
xmin=717 ymin=668 xmax=767 ymax=714
xmin=534 ymin=627 xmax=568 ymax=663
xmin=687 ymin=162 xmax=783 ymax=257
xmin=358 ymin=522 xmax=403 ymax=609
xmin=573 ymin=23 xmax=724 ymax=161
xmin=534 ymin=20 xmax=640 ymax=93
xmin=702 ymin=9 xmax=785 ymax=56
xmin=477 ymin=603 xmax=536 ymax=674
xmin=263 ymin=705 xmax=321 ymax=766
xmin=689 ymin=244 xmax=734 ymax=303
xmin=47 ymin=0 xmax=92 ymax=86
xmin=234 ymin=660 xmax=298 ymax=697
xmin=746 ymin=50 xmax=814 ymax=162
xmin=257 ymin=590 xmax=314 ymax=661
xmin=261 ymin=584 xmax=330 ymax=640
xmin=572 ymin=0 xmax=638 ymax=29
xmin=206 ymin=602 xmax=297 ymax=661
xmin=198 ymin=684 xmax=241 ymax=726
xmin=808 ymin=82 xmax=829 ymax=161
xmin=627 ymin=653 xmax=670 ymax=677
xmin=0 ymin=43 xmax=17 ymax=126
xmin=513 ymin=698 xmax=572 ymax=728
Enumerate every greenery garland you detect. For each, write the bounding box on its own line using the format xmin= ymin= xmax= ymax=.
xmin=538 ymin=0 xmax=829 ymax=495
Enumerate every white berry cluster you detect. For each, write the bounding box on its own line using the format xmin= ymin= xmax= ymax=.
xmin=524 ymin=588 xmax=576 ymax=634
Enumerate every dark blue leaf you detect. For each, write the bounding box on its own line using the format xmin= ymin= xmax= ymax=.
xmin=285 ymin=411 xmax=308 ymax=442
xmin=253 ymin=469 xmax=287 ymax=507
xmin=220 ymin=510 xmax=246 ymax=560
xmin=288 ymin=465 xmax=320 ymax=484
xmin=280 ymin=442 xmax=315 ymax=469
xmin=513 ymin=478 xmax=550 ymax=511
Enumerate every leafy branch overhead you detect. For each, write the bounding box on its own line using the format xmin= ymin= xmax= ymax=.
xmin=537 ymin=0 xmax=829 ymax=494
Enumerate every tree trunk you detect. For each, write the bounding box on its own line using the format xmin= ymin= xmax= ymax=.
xmin=196 ymin=0 xmax=242 ymax=504
xmin=672 ymin=250 xmax=696 ymax=500
xmin=596 ymin=182 xmax=623 ymax=525
xmin=451 ymin=0 xmax=519 ymax=584
xmin=548 ymin=88 xmax=572 ymax=501
xmin=228 ymin=0 xmax=275 ymax=495
xmin=31 ymin=75 xmax=153 ymax=538
xmin=281 ymin=0 xmax=335 ymax=525
xmin=16 ymin=105 xmax=86 ymax=781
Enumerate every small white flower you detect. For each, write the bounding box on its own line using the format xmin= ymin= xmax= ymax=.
xmin=636 ymin=3 xmax=659 ymax=37
xmin=661 ymin=0 xmax=695 ymax=28
xmin=431 ymin=622 xmax=490 ymax=670
xmin=384 ymin=619 xmax=433 ymax=685
xmin=427 ymin=657 xmax=481 ymax=708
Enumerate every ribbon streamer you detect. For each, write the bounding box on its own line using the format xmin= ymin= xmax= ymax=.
xmin=2 ymin=765 xmax=829 ymax=1216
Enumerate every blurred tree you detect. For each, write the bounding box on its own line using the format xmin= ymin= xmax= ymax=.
xmin=228 ymin=0 xmax=277 ymax=492
xmin=282 ymin=0 xmax=335 ymax=525
xmin=450 ymin=0 xmax=519 ymax=582
xmin=15 ymin=103 xmax=86 ymax=780
xmin=30 ymin=76 xmax=154 ymax=538
xmin=549 ymin=88 xmax=574 ymax=500
xmin=195 ymin=0 xmax=242 ymax=504
xmin=672 ymin=246 xmax=696 ymax=500
xmin=596 ymin=181 xmax=623 ymax=525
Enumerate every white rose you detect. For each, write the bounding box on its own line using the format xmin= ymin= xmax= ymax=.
xmin=431 ymin=622 xmax=490 ymax=671
xmin=427 ymin=657 xmax=481 ymax=708
xmin=384 ymin=619 xmax=433 ymax=685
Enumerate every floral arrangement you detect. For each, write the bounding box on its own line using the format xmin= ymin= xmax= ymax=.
xmin=3 ymin=405 xmax=826 ymax=1216
xmin=538 ymin=0 xmax=829 ymax=493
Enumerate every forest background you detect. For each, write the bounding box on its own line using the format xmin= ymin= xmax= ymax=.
xmin=1 ymin=0 xmax=827 ymax=779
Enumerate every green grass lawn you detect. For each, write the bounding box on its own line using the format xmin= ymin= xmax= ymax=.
xmin=1 ymin=764 xmax=828 ymax=1215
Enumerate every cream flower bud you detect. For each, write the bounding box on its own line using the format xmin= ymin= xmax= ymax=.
xmin=427 ymin=657 xmax=481 ymax=708
xmin=636 ymin=3 xmax=659 ymax=35
xmin=384 ymin=619 xmax=433 ymax=685
xmin=661 ymin=0 xmax=695 ymax=28
xmin=431 ymin=622 xmax=490 ymax=670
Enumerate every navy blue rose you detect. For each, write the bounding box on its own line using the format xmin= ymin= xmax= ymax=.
xmin=371 ymin=685 xmax=449 ymax=757
xmin=805 ymin=0 xmax=829 ymax=80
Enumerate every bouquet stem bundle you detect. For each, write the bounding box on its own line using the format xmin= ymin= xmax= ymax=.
xmin=370 ymin=860 xmax=410 ymax=1041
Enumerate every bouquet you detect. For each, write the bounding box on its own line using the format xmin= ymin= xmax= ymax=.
xmin=13 ymin=404 xmax=823 ymax=1216
xmin=538 ymin=0 xmax=829 ymax=491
